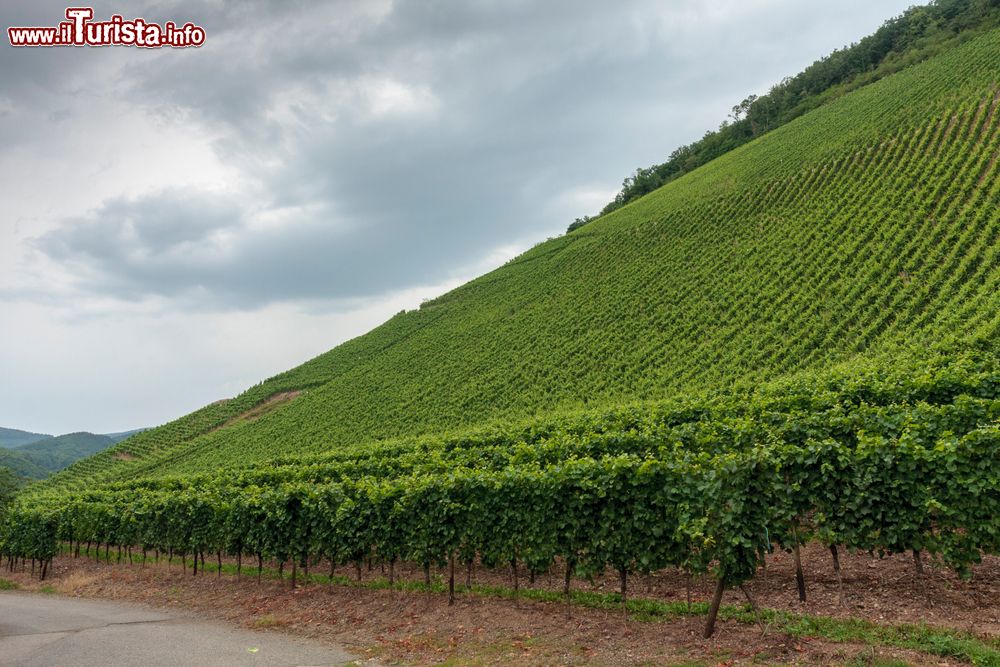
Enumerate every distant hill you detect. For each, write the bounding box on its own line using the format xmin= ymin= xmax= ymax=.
xmin=13 ymin=432 xmax=114 ymax=474
xmin=0 ymin=427 xmax=52 ymax=449
xmin=0 ymin=448 xmax=49 ymax=480
xmin=0 ymin=428 xmax=145 ymax=481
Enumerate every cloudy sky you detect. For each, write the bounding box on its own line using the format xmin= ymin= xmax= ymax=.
xmin=1 ymin=0 xmax=915 ymax=435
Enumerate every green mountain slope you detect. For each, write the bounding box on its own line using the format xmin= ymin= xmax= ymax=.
xmin=0 ymin=431 xmax=127 ymax=481
xmin=14 ymin=432 xmax=115 ymax=474
xmin=0 ymin=449 xmax=49 ymax=480
xmin=0 ymin=427 xmax=51 ymax=449
xmin=33 ymin=25 xmax=1000 ymax=494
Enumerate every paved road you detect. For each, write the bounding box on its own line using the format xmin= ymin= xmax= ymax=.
xmin=0 ymin=592 xmax=359 ymax=666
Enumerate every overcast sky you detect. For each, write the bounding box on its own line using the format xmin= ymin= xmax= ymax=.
xmin=0 ymin=0 xmax=915 ymax=435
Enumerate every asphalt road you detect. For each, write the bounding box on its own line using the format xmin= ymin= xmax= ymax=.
xmin=0 ymin=592 xmax=359 ymax=666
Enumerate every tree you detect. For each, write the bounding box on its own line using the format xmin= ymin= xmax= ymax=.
xmin=566 ymin=215 xmax=595 ymax=233
xmin=730 ymin=95 xmax=758 ymax=122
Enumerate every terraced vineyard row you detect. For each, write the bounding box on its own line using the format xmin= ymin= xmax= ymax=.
xmin=6 ymin=348 xmax=1000 ymax=635
xmin=36 ymin=345 xmax=1000 ymax=493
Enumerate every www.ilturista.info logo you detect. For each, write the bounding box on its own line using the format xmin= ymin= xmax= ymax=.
xmin=8 ymin=7 xmax=205 ymax=48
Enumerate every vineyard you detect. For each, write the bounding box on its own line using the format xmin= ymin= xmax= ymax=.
xmin=6 ymin=8 xmax=1000 ymax=652
xmin=5 ymin=347 xmax=1000 ymax=636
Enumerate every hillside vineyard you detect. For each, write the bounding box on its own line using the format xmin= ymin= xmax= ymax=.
xmin=6 ymin=20 xmax=1000 ymax=638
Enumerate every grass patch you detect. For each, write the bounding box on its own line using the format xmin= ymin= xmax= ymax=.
xmin=844 ymin=657 xmax=912 ymax=667
xmin=253 ymin=614 xmax=288 ymax=629
xmin=0 ymin=577 xmax=18 ymax=590
xmin=38 ymin=585 xmax=56 ymax=594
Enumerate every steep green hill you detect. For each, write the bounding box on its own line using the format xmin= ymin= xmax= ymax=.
xmin=32 ymin=25 xmax=1000 ymax=494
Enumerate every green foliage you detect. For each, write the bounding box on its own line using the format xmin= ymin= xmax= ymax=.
xmin=6 ymin=351 xmax=1000 ymax=596
xmin=0 ymin=451 xmax=49 ymax=481
xmin=0 ymin=468 xmax=19 ymax=512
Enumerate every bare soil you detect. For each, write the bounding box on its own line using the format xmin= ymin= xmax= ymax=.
xmin=3 ymin=543 xmax=997 ymax=666
xmin=211 ymin=391 xmax=302 ymax=433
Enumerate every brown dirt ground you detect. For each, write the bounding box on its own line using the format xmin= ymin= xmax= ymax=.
xmin=3 ymin=543 xmax=997 ymax=666
xmin=229 ymin=391 xmax=301 ymax=424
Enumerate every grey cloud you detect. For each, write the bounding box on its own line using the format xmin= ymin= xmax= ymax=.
xmin=33 ymin=185 xmax=499 ymax=307
xmin=35 ymin=191 xmax=244 ymax=300
xmin=23 ymin=0 xmax=916 ymax=309
xmin=40 ymin=191 xmax=241 ymax=258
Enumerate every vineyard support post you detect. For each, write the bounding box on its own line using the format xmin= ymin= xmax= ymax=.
xmin=792 ymin=525 xmax=806 ymax=602
xmin=619 ymin=565 xmax=628 ymax=621
xmin=511 ymin=557 xmax=519 ymax=603
xmin=830 ymin=544 xmax=843 ymax=603
xmin=704 ymin=574 xmax=727 ymax=638
xmin=448 ymin=552 xmax=456 ymax=606
xmin=564 ymin=559 xmax=574 ymax=618
xmin=740 ymin=583 xmax=763 ymax=630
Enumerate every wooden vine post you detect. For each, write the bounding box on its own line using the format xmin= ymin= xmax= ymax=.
xmin=703 ymin=573 xmax=727 ymax=638
xmin=791 ymin=524 xmax=806 ymax=602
